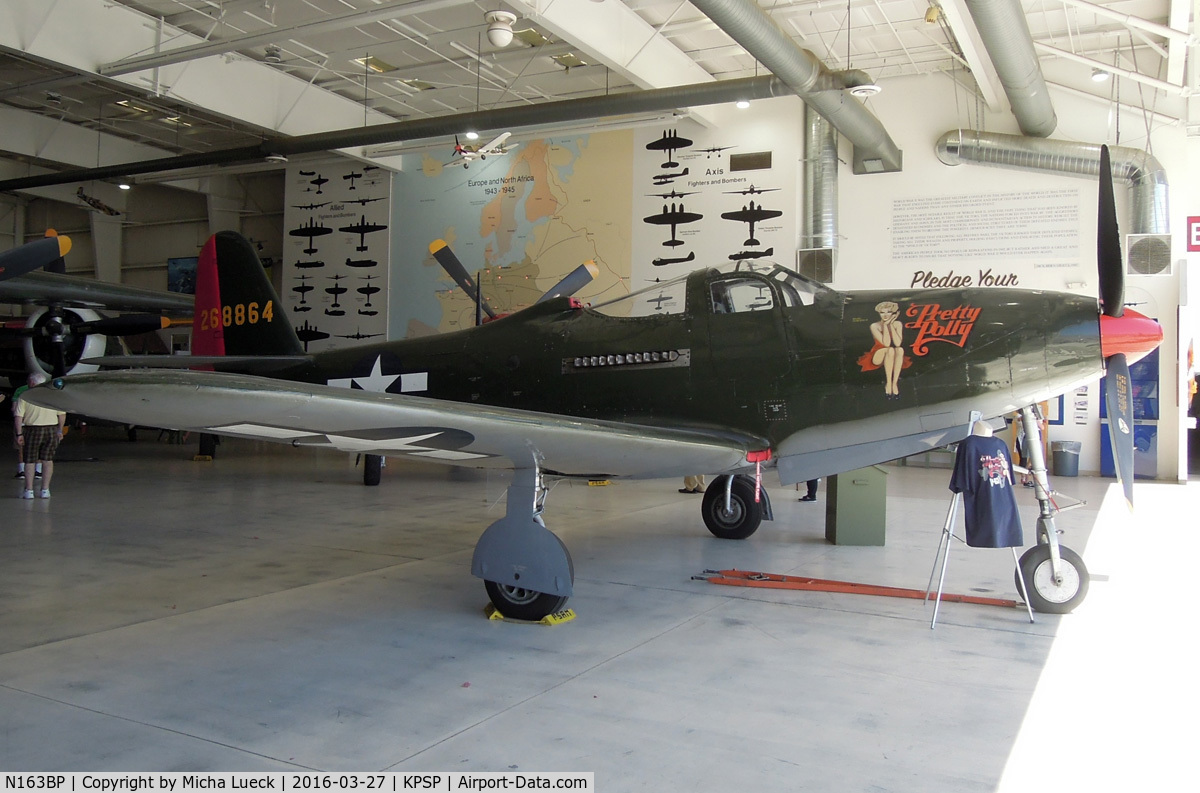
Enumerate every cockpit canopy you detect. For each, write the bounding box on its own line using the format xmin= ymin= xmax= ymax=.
xmin=588 ymin=261 xmax=835 ymax=318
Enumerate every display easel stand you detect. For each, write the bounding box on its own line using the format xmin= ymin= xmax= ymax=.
xmin=925 ymin=493 xmax=1034 ymax=628
xmin=924 ymin=410 xmax=1035 ymax=629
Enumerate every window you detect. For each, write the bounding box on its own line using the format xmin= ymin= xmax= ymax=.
xmin=589 ymin=274 xmax=689 ymax=317
xmin=710 ymin=277 xmax=774 ymax=314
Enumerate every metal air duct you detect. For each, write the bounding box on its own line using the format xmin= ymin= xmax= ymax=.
xmin=962 ymin=0 xmax=1057 ymax=137
xmin=799 ymin=105 xmax=838 ymax=282
xmin=936 ymin=130 xmax=1169 ymax=234
xmin=689 ymin=0 xmax=902 ymax=174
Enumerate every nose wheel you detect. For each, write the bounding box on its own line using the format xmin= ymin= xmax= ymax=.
xmin=1016 ymin=543 xmax=1089 ymax=614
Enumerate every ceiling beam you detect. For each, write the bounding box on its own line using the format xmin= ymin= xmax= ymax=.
xmin=503 ymin=0 xmax=719 ymax=126
xmin=925 ymin=0 xmax=1005 ymax=110
xmin=0 ymin=0 xmax=397 ymax=141
xmin=99 ymin=0 xmax=470 ymax=77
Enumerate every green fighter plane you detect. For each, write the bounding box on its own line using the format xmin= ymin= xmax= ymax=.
xmin=27 ymin=147 xmax=1162 ymax=621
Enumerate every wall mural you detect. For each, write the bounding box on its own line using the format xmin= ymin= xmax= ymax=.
xmin=282 ymin=161 xmax=390 ymax=353
xmin=390 ymin=131 xmax=633 ymax=339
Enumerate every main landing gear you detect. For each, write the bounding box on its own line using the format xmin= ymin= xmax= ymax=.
xmin=701 ymin=474 xmax=773 ymax=540
xmin=471 ymin=466 xmax=574 ymax=621
xmin=1015 ymin=406 xmax=1090 ymax=614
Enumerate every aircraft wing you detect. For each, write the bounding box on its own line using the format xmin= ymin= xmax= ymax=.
xmin=0 ymin=270 xmax=194 ymax=313
xmin=27 ymin=370 xmax=763 ymax=479
xmin=479 ymin=132 xmax=511 ymax=154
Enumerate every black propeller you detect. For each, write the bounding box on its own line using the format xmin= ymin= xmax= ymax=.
xmin=0 ymin=235 xmax=71 ymax=282
xmin=1097 ymin=145 xmax=1135 ymax=508
xmin=428 ymin=239 xmax=498 ymax=321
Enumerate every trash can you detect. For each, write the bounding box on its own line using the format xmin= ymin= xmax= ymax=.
xmin=1051 ymin=441 xmax=1081 ymax=477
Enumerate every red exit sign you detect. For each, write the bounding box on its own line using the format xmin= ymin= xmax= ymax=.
xmin=1189 ymin=216 xmax=1200 ymax=252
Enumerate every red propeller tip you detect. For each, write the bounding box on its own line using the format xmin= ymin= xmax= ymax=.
xmin=1100 ymin=308 xmax=1162 ymax=362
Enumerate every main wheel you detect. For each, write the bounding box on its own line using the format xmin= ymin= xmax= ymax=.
xmin=363 ymin=454 xmax=382 ymax=486
xmin=483 ymin=536 xmax=573 ymax=621
xmin=484 ymin=581 xmax=569 ymax=621
xmin=702 ymin=474 xmax=764 ymax=540
xmin=1016 ymin=544 xmax=1089 ymax=614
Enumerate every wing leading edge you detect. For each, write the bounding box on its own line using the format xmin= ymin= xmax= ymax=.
xmin=27 ymin=370 xmax=762 ymax=479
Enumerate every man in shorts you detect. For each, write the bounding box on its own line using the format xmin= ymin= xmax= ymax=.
xmin=15 ymin=373 xmax=66 ymax=499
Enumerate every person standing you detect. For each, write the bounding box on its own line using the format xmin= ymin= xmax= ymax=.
xmin=15 ymin=373 xmax=65 ymax=499
xmin=680 ymin=475 xmax=706 ymax=494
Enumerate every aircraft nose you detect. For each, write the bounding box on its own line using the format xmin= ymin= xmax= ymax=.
xmin=1099 ymin=308 xmax=1162 ymax=363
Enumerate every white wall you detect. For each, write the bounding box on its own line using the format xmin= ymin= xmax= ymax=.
xmin=836 ymin=72 xmax=1197 ymax=479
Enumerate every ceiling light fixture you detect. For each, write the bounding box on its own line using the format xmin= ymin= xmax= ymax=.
xmin=849 ymin=83 xmax=882 ymax=97
xmin=465 ymin=131 xmax=480 ymax=140
xmin=485 ymin=11 xmax=517 ymax=48
xmin=1091 ymin=67 xmax=1111 ymax=82
xmin=736 ymin=100 xmax=750 ymax=109
xmin=118 ymin=183 xmax=131 ymax=190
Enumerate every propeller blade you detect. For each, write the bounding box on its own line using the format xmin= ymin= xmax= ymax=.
xmin=1097 ymin=145 xmax=1124 ymax=318
xmin=428 ymin=240 xmax=497 ymax=319
xmin=535 ymin=260 xmax=599 ymax=304
xmin=0 ymin=236 xmax=72 ymax=281
xmin=1103 ymin=352 xmax=1135 ymax=509
xmin=75 ymin=314 xmax=172 ymax=337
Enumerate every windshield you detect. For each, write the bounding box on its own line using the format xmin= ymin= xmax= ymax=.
xmin=727 ymin=261 xmax=832 ymax=307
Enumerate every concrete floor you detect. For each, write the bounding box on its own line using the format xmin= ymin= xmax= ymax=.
xmin=0 ymin=428 xmax=1194 ymax=790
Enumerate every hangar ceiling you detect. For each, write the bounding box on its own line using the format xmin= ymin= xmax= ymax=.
xmin=0 ymin=0 xmax=1194 ymax=189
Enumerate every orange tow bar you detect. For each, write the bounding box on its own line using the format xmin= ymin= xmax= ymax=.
xmin=696 ymin=569 xmax=1019 ymax=609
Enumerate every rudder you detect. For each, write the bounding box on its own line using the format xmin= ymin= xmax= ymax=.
xmin=193 ymin=231 xmax=302 ymax=357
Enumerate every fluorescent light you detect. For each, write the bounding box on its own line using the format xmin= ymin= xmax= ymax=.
xmin=736 ymin=100 xmax=750 ymax=109
xmin=465 ymin=131 xmax=479 ymax=140
xmin=118 ymin=183 xmax=131 ymax=190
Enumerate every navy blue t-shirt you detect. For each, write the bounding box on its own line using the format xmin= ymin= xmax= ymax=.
xmin=950 ymin=435 xmax=1023 ymax=548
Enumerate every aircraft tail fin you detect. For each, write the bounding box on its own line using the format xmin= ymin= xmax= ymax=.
xmin=193 ymin=231 xmax=303 ymax=358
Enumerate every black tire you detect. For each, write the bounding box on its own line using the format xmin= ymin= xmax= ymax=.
xmin=1016 ymin=544 xmax=1089 ymax=614
xmin=363 ymin=454 xmax=382 ymax=486
xmin=484 ymin=581 xmax=569 ymax=621
xmin=483 ymin=535 xmax=573 ymax=621
xmin=701 ymin=474 xmax=763 ymax=540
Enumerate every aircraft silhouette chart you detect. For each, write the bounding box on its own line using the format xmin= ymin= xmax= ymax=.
xmin=309 ymin=174 xmax=329 ymax=194
xmin=338 ymin=216 xmax=388 ymax=252
xmin=725 ymin=185 xmax=779 ymax=196
xmin=345 ymin=258 xmax=378 ymax=269
xmin=345 ymin=196 xmax=385 ymax=206
xmin=355 ymin=274 xmax=379 ymax=311
xmin=643 ymin=203 xmax=703 ymax=247
xmin=652 ymin=167 xmax=688 ymax=185
xmin=289 ymin=218 xmax=333 ymax=255
xmin=646 ymin=129 xmax=693 ymax=168
xmin=324 ymin=274 xmax=348 ymax=316
xmin=33 ymin=148 xmax=1161 ymax=620
xmin=337 ymin=328 xmax=384 ymax=341
xmin=721 ymin=201 xmax=783 ymax=246
xmin=652 ymin=252 xmax=695 ymax=267
xmin=451 ymin=132 xmax=513 ymax=168
xmin=699 ymin=145 xmax=734 ymax=157
xmin=294 ymin=320 xmax=330 ymax=351
xmin=646 ymin=189 xmax=698 ymax=199
xmin=293 ymin=202 xmax=330 ymax=210
xmin=343 ymin=171 xmax=363 ymax=190
xmin=730 ymin=247 xmax=774 ymax=261
xmin=294 ymin=259 xmax=325 ymax=269
xmin=291 ymin=276 xmax=315 ymax=313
